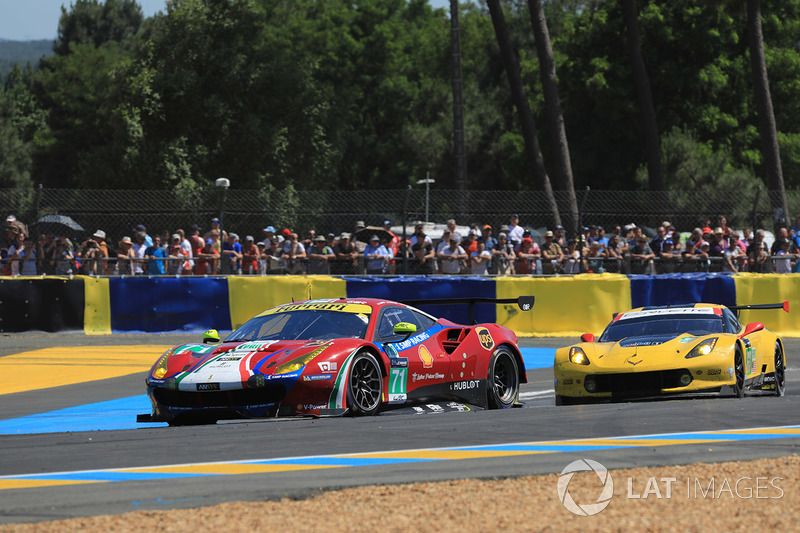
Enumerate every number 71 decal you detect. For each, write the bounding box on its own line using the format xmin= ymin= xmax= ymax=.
xmin=388 ymin=368 xmax=407 ymax=404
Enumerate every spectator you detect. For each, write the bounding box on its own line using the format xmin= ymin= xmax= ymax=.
xmin=307 ymin=235 xmax=335 ymax=274
xmin=462 ymin=229 xmax=479 ymax=269
xmin=91 ymin=230 xmax=110 ymax=272
xmin=747 ymin=230 xmax=769 ymax=273
xmin=364 ymin=235 xmax=393 ymax=275
xmin=262 ymin=225 xmax=281 ymax=246
xmin=436 ymin=229 xmax=452 ymax=255
xmin=657 ymin=239 xmax=678 ymax=274
xmin=333 ymin=232 xmax=358 ymax=275
xmin=515 ymin=237 xmax=539 ymax=275
xmin=562 ymin=240 xmax=581 ymax=274
xmin=553 ymin=225 xmax=567 ymax=248
xmin=771 ymin=227 xmax=790 ymax=255
xmin=204 ymin=218 xmax=226 ymax=254
xmin=77 ymin=236 xmax=101 ymax=275
xmin=583 ymin=242 xmax=606 ymax=273
xmin=650 ymin=225 xmax=667 ymax=257
xmin=132 ymin=232 xmax=148 ymax=275
xmin=540 ymin=231 xmax=564 ymax=274
xmin=682 ymin=228 xmax=704 ymax=258
xmin=117 ymin=236 xmax=135 ymax=275
xmin=409 ymin=223 xmax=432 ymax=248
xmin=145 ymin=236 xmax=167 ymax=275
xmin=492 ymin=232 xmax=516 ymax=275
xmin=221 ymin=233 xmax=243 ymax=274
xmin=241 ymin=236 xmax=260 ymax=275
xmin=8 ymin=233 xmax=37 ymax=276
xmin=438 ymin=233 xmax=467 ymax=275
xmin=264 ymin=238 xmax=286 ymax=275
xmin=36 ymin=233 xmax=55 ymax=275
xmin=133 ymin=224 xmax=154 ymax=247
xmin=411 ymin=236 xmax=436 ymax=275
xmin=301 ymin=229 xmax=316 ymax=252
xmin=773 ymin=239 xmax=797 ymax=274
xmin=605 ymin=233 xmax=624 ymax=272
xmin=256 ymin=241 xmax=268 ymax=274
xmin=176 ymin=229 xmax=194 ymax=274
xmin=352 ymin=221 xmax=368 ymax=255
xmin=507 ymin=214 xmax=524 ymax=246
xmin=167 ymin=234 xmax=189 ymax=275
xmin=50 ymin=237 xmax=75 ymax=275
xmin=282 ymin=231 xmax=307 ymax=274
xmin=630 ymin=235 xmax=655 ymax=274
xmin=195 ymin=238 xmax=219 ymax=275
xmin=723 ymin=234 xmax=744 ymax=273
xmin=4 ymin=215 xmax=28 ymax=248
xmin=471 ymin=240 xmax=492 ymax=275
xmin=189 ymin=224 xmax=205 ymax=257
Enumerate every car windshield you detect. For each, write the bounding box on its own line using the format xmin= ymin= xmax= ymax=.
xmin=599 ymin=315 xmax=724 ymax=342
xmin=226 ymin=310 xmax=370 ymax=342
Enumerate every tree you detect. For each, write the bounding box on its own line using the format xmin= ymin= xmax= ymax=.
xmin=54 ymin=0 xmax=144 ymax=56
xmin=486 ymin=0 xmax=560 ymax=226
xmin=527 ymin=0 xmax=578 ymax=233
xmin=747 ymin=0 xmax=790 ymax=226
xmin=621 ymin=0 xmax=664 ymax=191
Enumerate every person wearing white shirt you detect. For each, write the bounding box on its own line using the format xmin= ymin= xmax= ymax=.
xmin=507 ymin=214 xmax=524 ymax=245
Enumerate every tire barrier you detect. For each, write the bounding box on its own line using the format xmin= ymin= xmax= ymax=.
xmin=0 ymin=272 xmax=796 ymax=336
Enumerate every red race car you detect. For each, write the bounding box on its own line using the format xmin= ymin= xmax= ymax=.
xmin=139 ymin=296 xmax=534 ymax=425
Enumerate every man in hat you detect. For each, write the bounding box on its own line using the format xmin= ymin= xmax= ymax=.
xmin=333 ymin=232 xmax=358 ymax=275
xmin=364 ymin=234 xmax=392 ymax=275
xmin=540 ymin=231 xmax=564 ymax=274
xmin=307 ymin=234 xmax=335 ymax=275
xmin=438 ymin=232 xmax=467 ymax=275
xmin=241 ymin=235 xmax=260 ymax=275
xmin=352 ymin=220 xmax=368 ymax=255
xmin=630 ymin=235 xmax=656 ymax=275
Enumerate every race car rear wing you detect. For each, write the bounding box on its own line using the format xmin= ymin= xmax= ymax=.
xmin=402 ymin=295 xmax=534 ymax=325
xmin=728 ymin=301 xmax=789 ymax=316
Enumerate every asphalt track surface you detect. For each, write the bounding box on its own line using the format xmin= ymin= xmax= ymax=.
xmin=0 ymin=333 xmax=799 ymax=525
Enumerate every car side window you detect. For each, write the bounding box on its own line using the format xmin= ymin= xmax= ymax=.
xmin=723 ymin=308 xmax=741 ymax=333
xmin=373 ymin=306 xmax=435 ymax=342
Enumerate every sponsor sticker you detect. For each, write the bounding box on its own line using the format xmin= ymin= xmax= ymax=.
xmin=196 ymin=383 xmax=220 ymax=391
xmin=303 ymin=374 xmax=333 ymax=381
xmin=318 ymin=361 xmax=338 ymax=372
xmin=476 ymin=327 xmax=495 ymax=351
xmin=418 ymin=345 xmax=434 ymax=368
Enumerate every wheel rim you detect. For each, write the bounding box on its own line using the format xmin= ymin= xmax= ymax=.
xmin=350 ymin=357 xmax=381 ymax=411
xmin=775 ymin=346 xmax=785 ymax=391
xmin=492 ymin=352 xmax=517 ymax=404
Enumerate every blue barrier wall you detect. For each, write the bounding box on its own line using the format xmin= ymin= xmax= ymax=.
xmin=630 ymin=273 xmax=737 ymax=309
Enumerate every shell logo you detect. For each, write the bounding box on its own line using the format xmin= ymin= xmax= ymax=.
xmin=418 ymin=345 xmax=433 ymax=368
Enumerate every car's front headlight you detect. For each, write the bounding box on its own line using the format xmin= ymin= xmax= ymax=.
xmin=152 ymin=349 xmax=174 ymax=379
xmin=685 ymin=337 xmax=718 ymax=359
xmin=569 ymin=346 xmax=590 ymax=365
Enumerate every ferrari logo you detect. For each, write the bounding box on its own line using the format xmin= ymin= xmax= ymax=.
xmin=418 ymin=345 xmax=433 ymax=368
xmin=476 ymin=327 xmax=495 ymax=351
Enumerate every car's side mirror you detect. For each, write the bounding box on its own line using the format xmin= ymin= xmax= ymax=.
xmin=203 ymin=329 xmax=221 ymax=344
xmin=580 ymin=333 xmax=595 ymax=343
xmin=740 ymin=322 xmax=764 ymax=338
xmin=393 ymin=322 xmax=417 ymax=336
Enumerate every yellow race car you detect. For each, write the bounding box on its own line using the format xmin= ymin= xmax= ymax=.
xmin=554 ymin=302 xmax=788 ymax=405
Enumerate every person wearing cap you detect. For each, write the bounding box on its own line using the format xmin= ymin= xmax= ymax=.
xmin=167 ymin=234 xmax=189 ymax=275
xmin=49 ymin=235 xmax=75 ymax=275
xmin=352 ymin=221 xmax=368 ymax=255
xmin=656 ymin=238 xmax=679 ymax=274
xmin=507 ymin=214 xmax=524 ymax=246
xmin=195 ymin=238 xmax=220 ymax=275
xmin=364 ymin=234 xmax=393 ymax=275
xmin=306 ymin=234 xmax=335 ymax=275
xmin=409 ymin=223 xmax=430 ymax=249
xmin=708 ymin=227 xmax=728 ymax=265
xmin=541 ymin=231 xmax=564 ymax=274
xmin=174 ymin=229 xmax=194 ymax=275
xmin=90 ymin=229 xmax=109 ymax=271
xmin=262 ymin=225 xmax=283 ymax=246
xmin=333 ymin=232 xmax=358 ymax=275
xmin=240 ymin=236 xmax=260 ymax=275
xmin=411 ymin=234 xmax=436 ymax=275
xmin=116 ymin=236 xmax=135 ymax=275
xmin=221 ymin=232 xmax=243 ymax=274
xmin=630 ymin=234 xmax=655 ymax=274
xmin=515 ymin=237 xmax=540 ymax=275
xmin=282 ymin=231 xmax=307 ymax=274
xmin=132 ymin=224 xmax=154 ymax=247
xmin=491 ymin=232 xmax=516 ymax=275
xmin=438 ymin=233 xmax=467 ymax=275
xmin=747 ymin=229 xmax=769 ymax=273
xmin=553 ymin=225 xmax=566 ymax=248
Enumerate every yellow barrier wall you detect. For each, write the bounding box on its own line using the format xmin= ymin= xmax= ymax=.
xmin=82 ymin=276 xmax=111 ymax=335
xmin=734 ymin=274 xmax=800 ymax=336
xmin=227 ymin=276 xmax=347 ymax=330
xmin=496 ymin=273 xmax=632 ymax=337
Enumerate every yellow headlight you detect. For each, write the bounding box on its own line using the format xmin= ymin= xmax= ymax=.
xmin=569 ymin=347 xmax=590 ymax=365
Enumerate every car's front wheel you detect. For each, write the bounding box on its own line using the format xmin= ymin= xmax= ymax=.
xmin=347 ymin=351 xmax=383 ymax=416
xmin=487 ymin=346 xmax=519 ymax=409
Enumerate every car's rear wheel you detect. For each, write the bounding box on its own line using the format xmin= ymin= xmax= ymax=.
xmin=733 ymin=346 xmax=746 ymax=398
xmin=487 ymin=346 xmax=519 ymax=409
xmin=774 ymin=342 xmax=785 ymax=397
xmin=347 ymin=352 xmax=383 ymax=416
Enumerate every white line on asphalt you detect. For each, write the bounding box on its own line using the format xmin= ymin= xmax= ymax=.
xmin=519 ymin=390 xmax=555 ymax=400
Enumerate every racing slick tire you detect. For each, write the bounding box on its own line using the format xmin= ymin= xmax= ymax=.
xmin=347 ymin=351 xmax=383 ymax=416
xmin=774 ymin=342 xmax=786 ymax=397
xmin=733 ymin=345 xmax=746 ymax=398
xmin=487 ymin=346 xmax=519 ymax=409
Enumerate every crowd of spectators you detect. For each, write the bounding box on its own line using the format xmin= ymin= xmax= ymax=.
xmin=2 ymin=212 xmax=799 ymax=277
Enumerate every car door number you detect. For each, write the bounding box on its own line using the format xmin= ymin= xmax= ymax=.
xmin=388 ymin=368 xmax=407 ymax=404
